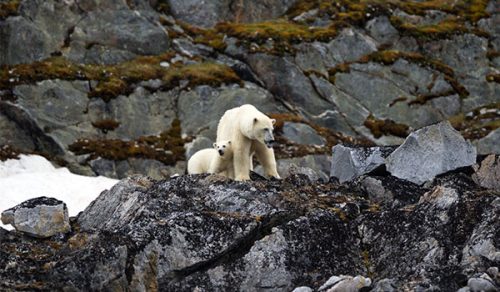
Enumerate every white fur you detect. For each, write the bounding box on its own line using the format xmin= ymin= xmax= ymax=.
xmin=187 ymin=141 xmax=233 ymax=177
xmin=216 ymin=104 xmax=279 ymax=181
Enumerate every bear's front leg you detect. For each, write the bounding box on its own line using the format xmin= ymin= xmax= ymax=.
xmin=233 ymin=146 xmax=252 ymax=181
xmin=254 ymin=142 xmax=280 ymax=179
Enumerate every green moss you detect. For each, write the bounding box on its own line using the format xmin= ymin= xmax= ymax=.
xmin=69 ymin=119 xmax=190 ymax=165
xmin=162 ymin=62 xmax=242 ymax=89
xmin=0 ymin=0 xmax=19 ymax=19
xmin=1 ymin=53 xmax=241 ymax=102
xmin=177 ymin=21 xmax=227 ymax=52
xmin=364 ymin=114 xmax=410 ymax=138
xmin=91 ymin=119 xmax=120 ymax=133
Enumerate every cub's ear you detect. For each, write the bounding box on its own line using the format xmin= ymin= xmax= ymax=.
xmin=213 ymin=143 xmax=217 ymax=148
xmin=271 ymin=119 xmax=276 ymax=125
xmin=254 ymin=117 xmax=258 ymax=123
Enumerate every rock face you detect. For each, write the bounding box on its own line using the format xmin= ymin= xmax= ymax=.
xmin=1 ymin=165 xmax=498 ymax=290
xmin=330 ymin=145 xmax=395 ymax=183
xmin=386 ymin=121 xmax=477 ymax=185
xmin=1 ymin=197 xmax=70 ymax=238
xmin=473 ymin=155 xmax=500 ymax=191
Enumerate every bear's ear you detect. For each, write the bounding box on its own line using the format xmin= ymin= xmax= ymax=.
xmin=271 ymin=119 xmax=276 ymax=125
xmin=254 ymin=117 xmax=258 ymax=123
xmin=213 ymin=143 xmax=217 ymax=148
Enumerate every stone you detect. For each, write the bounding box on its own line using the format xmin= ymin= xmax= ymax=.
xmin=256 ymin=154 xmax=331 ymax=181
xmin=386 ymin=121 xmax=477 ymax=185
xmin=167 ymin=0 xmax=299 ymax=28
xmin=292 ymin=287 xmax=313 ymax=292
xmin=326 ymin=28 xmax=378 ymax=65
xmin=472 ymin=155 xmax=500 ymax=191
xmin=365 ymin=16 xmax=399 ymax=44
xmin=282 ymin=122 xmax=326 ymax=146
xmin=371 ymin=278 xmax=398 ymax=292
xmin=246 ymin=53 xmax=332 ymax=116
xmin=318 ymin=275 xmax=371 ymax=291
xmin=467 ymin=276 xmax=497 ymax=292
xmin=475 ymin=128 xmax=500 ymax=155
xmin=184 ymin=136 xmax=214 ymax=160
xmin=67 ymin=10 xmax=169 ymax=63
xmin=330 ymin=145 xmax=395 ymax=183
xmin=360 ymin=177 xmax=393 ymax=205
xmin=1 ymin=197 xmax=70 ymax=238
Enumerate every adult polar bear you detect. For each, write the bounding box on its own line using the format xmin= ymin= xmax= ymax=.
xmin=216 ymin=104 xmax=280 ymax=181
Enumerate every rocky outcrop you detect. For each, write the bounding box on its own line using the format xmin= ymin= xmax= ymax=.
xmin=386 ymin=121 xmax=477 ymax=185
xmin=1 ymin=197 xmax=70 ymax=238
xmin=0 ymin=164 xmax=498 ymax=290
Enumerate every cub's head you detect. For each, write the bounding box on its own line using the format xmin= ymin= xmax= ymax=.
xmin=253 ymin=117 xmax=276 ymax=148
xmin=213 ymin=140 xmax=232 ymax=158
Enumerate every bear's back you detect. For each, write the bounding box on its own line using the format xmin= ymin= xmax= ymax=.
xmin=187 ymin=148 xmax=217 ymax=174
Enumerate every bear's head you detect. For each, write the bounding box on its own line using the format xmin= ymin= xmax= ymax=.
xmin=252 ymin=117 xmax=276 ymax=148
xmin=213 ymin=140 xmax=232 ymax=158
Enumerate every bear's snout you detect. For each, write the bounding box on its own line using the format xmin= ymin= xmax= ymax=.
xmin=265 ymin=139 xmax=275 ymax=148
xmin=218 ymin=149 xmax=224 ymax=156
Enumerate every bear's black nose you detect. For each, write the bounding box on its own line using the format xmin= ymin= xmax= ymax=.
xmin=218 ymin=149 xmax=224 ymax=155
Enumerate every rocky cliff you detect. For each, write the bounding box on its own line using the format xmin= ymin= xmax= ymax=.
xmin=0 ymin=0 xmax=498 ymax=178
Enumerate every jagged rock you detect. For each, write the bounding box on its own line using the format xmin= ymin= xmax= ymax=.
xmin=326 ymin=28 xmax=378 ymax=65
xmin=360 ymin=177 xmax=393 ymax=205
xmin=1 ymin=197 xmax=70 ymax=238
xmin=330 ymin=145 xmax=395 ymax=183
xmin=67 ymin=10 xmax=169 ymax=64
xmin=472 ymin=155 xmax=500 ymax=191
xmin=475 ymin=128 xmax=500 ymax=155
xmin=167 ymin=0 xmax=298 ymax=28
xmin=371 ymin=278 xmax=398 ymax=292
xmin=282 ymin=122 xmax=326 ymax=146
xmin=386 ymin=121 xmax=477 ymax=185
xmin=467 ymin=275 xmax=498 ymax=292
xmin=255 ymin=154 xmax=331 ymax=181
xmin=184 ymin=136 xmax=213 ymax=160
xmin=318 ymin=275 xmax=371 ymax=291
xmin=246 ymin=53 xmax=332 ymax=116
xmin=365 ymin=16 xmax=399 ymax=44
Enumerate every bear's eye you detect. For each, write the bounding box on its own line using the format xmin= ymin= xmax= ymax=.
xmin=223 ymin=145 xmax=226 ymax=148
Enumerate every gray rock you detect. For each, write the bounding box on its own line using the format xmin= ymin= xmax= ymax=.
xmin=167 ymin=0 xmax=298 ymax=28
xmin=177 ymin=83 xmax=284 ymax=139
xmin=107 ymin=87 xmax=176 ymax=139
xmin=473 ymin=154 xmax=500 ymax=191
xmin=475 ymin=128 xmax=500 ymax=155
xmin=256 ymin=154 xmax=331 ymax=181
xmin=67 ymin=10 xmax=169 ymax=63
xmin=371 ymin=278 xmax=398 ymax=292
xmin=292 ymin=287 xmax=313 ymax=292
xmin=0 ymin=17 xmax=52 ymax=65
xmin=330 ymin=145 xmax=395 ymax=183
xmin=430 ymin=94 xmax=461 ymax=118
xmin=387 ymin=121 xmax=477 ymax=185
xmin=0 ymin=112 xmax=35 ymax=151
xmin=318 ymin=275 xmax=371 ymax=291
xmin=365 ymin=16 xmax=399 ymax=44
xmin=360 ymin=177 xmax=393 ymax=205
xmin=467 ymin=276 xmax=497 ymax=292
xmin=294 ymin=42 xmax=332 ymax=76
xmin=246 ymin=53 xmax=332 ymax=116
xmin=326 ymin=28 xmax=378 ymax=66
xmin=90 ymin=158 xmax=183 ymax=179
xmin=1 ymin=197 xmax=70 ymax=238
xmin=282 ymin=122 xmax=326 ymax=146
xmin=418 ymin=186 xmax=459 ymax=211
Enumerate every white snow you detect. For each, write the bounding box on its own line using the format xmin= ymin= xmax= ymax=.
xmin=0 ymin=155 xmax=118 ymax=229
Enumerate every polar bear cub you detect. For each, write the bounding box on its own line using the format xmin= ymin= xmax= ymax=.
xmin=187 ymin=140 xmax=233 ymax=177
